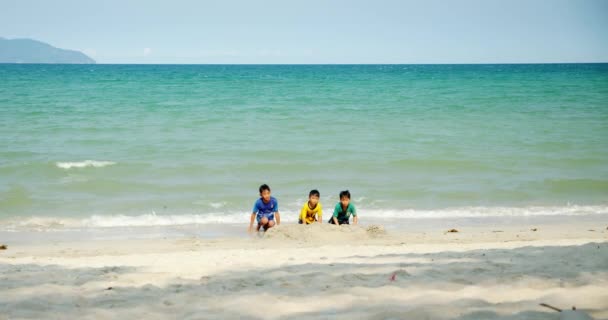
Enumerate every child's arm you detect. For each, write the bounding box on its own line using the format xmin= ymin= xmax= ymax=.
xmin=332 ymin=205 xmax=340 ymax=225
xmin=353 ymin=215 xmax=358 ymax=225
xmin=274 ymin=199 xmax=280 ymax=225
xmin=300 ymin=206 xmax=307 ymax=223
xmin=317 ymin=207 xmax=323 ymax=224
xmin=248 ymin=213 xmax=256 ymax=233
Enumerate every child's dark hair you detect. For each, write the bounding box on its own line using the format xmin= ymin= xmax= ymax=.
xmin=259 ymin=184 xmax=271 ymax=193
xmin=339 ymin=190 xmax=351 ymax=199
xmin=309 ymin=189 xmax=320 ymax=197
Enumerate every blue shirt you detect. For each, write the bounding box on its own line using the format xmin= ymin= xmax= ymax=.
xmin=252 ymin=197 xmax=279 ymax=218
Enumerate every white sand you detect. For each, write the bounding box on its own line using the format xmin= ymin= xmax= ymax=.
xmin=1 ymin=221 xmax=607 ymax=319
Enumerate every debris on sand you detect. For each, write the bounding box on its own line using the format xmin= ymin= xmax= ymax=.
xmin=389 ymin=269 xmax=410 ymax=282
xmin=539 ymin=303 xmax=594 ymax=320
xmin=365 ymin=225 xmax=387 ymax=237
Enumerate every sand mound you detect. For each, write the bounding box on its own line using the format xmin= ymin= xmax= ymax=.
xmin=263 ymin=223 xmax=387 ymax=242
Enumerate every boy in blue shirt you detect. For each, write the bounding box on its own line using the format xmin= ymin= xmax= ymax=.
xmin=328 ymin=190 xmax=358 ymax=225
xmin=248 ymin=184 xmax=281 ymax=233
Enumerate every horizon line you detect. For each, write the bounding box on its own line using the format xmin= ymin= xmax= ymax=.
xmin=1 ymin=62 xmax=607 ymax=66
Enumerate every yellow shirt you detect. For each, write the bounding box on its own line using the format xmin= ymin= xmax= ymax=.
xmin=299 ymin=202 xmax=322 ymax=224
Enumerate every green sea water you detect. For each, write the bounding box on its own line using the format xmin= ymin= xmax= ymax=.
xmin=1 ymin=64 xmax=607 ymax=227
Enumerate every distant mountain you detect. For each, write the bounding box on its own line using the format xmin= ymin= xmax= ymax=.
xmin=0 ymin=37 xmax=95 ymax=64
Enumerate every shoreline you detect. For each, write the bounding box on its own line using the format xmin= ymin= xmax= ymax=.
xmin=1 ymin=213 xmax=606 ymax=245
xmin=1 ymin=215 xmax=607 ymax=319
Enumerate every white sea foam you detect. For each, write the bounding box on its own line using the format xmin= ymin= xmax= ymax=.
xmin=56 ymin=160 xmax=116 ymax=169
xmin=209 ymin=202 xmax=226 ymax=209
xmin=81 ymin=212 xmax=245 ymax=227
xmin=357 ymin=205 xmax=608 ymax=219
xmin=2 ymin=205 xmax=607 ymax=231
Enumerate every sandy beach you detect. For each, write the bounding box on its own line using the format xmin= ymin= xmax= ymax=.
xmin=1 ymin=218 xmax=607 ymax=319
xmin=2 ymin=1 xmax=608 ymax=319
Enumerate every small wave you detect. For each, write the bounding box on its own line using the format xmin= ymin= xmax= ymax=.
xmin=359 ymin=205 xmax=608 ymax=219
xmin=81 ymin=212 xmax=246 ymax=227
xmin=0 ymin=213 xmax=246 ymax=230
xmin=56 ymin=160 xmax=116 ymax=169
xmin=1 ymin=217 xmax=80 ymax=231
xmin=2 ymin=205 xmax=607 ymax=231
xmin=209 ymin=202 xmax=226 ymax=209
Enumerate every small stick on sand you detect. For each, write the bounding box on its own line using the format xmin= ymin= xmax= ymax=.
xmin=540 ymin=303 xmax=562 ymax=312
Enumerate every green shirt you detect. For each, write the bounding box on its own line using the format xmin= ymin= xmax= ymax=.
xmin=333 ymin=203 xmax=356 ymax=222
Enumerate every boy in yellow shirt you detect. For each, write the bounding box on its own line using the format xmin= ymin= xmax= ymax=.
xmin=299 ymin=189 xmax=322 ymax=224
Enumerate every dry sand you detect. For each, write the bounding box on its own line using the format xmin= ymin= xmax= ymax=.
xmin=1 ymin=221 xmax=607 ymax=319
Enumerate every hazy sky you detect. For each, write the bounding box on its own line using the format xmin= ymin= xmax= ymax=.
xmin=1 ymin=0 xmax=607 ymax=64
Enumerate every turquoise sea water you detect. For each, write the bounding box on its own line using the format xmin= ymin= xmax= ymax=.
xmin=1 ymin=64 xmax=607 ymax=228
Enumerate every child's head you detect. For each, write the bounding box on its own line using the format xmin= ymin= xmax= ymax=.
xmin=339 ymin=190 xmax=350 ymax=206
xmin=259 ymin=184 xmax=271 ymax=201
xmin=308 ymin=189 xmax=320 ymax=206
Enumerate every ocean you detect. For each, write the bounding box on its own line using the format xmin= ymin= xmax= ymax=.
xmin=1 ymin=63 xmax=607 ymax=230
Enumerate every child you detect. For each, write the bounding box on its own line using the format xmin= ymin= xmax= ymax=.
xmin=328 ymin=190 xmax=357 ymax=225
xmin=299 ymin=189 xmax=323 ymax=224
xmin=248 ymin=184 xmax=281 ymax=233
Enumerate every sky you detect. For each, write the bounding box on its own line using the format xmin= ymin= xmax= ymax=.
xmin=1 ymin=0 xmax=607 ymax=64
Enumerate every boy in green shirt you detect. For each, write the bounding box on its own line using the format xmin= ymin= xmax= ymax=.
xmin=328 ymin=190 xmax=358 ymax=225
